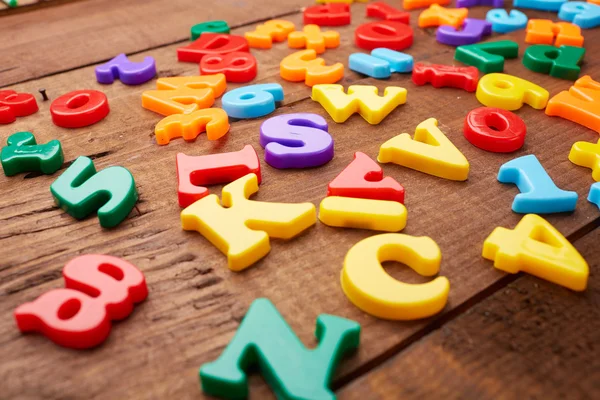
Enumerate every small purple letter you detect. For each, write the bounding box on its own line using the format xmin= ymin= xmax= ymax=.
xmin=259 ymin=113 xmax=334 ymax=169
xmin=456 ymin=0 xmax=504 ymax=7
xmin=437 ymin=19 xmax=492 ymax=47
xmin=95 ymin=53 xmax=156 ymax=85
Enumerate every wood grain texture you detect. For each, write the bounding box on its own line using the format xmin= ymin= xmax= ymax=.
xmin=339 ymin=226 xmax=600 ymax=400
xmin=1 ymin=2 xmax=599 ymax=399
xmin=0 ymin=0 xmax=307 ymax=86
xmin=0 ymin=0 xmax=92 ymax=16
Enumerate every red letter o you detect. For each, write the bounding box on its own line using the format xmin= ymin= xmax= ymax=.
xmin=464 ymin=107 xmax=526 ymax=153
xmin=50 ymin=90 xmax=110 ymax=128
xmin=355 ymin=21 xmax=413 ymax=51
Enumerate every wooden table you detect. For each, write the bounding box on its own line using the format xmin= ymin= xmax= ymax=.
xmin=1 ymin=1 xmax=599 ymax=399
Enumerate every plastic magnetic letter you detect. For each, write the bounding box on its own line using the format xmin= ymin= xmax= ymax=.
xmin=328 ymin=152 xmax=405 ymax=202
xmin=312 ymin=84 xmax=407 ymax=125
xmin=437 ymin=19 xmax=492 ymax=47
xmin=404 ymin=0 xmax=451 ymax=10
xmin=514 ymin=0 xmax=567 ymax=11
xmin=95 ymin=53 xmax=156 ymax=85
xmin=200 ymin=298 xmax=360 ymax=399
xmin=486 ymin=9 xmax=528 ymax=33
xmin=1 ymin=132 xmax=63 ymax=176
xmin=525 ymin=20 xmax=584 ymax=47
xmin=0 ymin=90 xmax=38 ymax=124
xmin=245 ymin=20 xmax=295 ymax=49
xmin=355 ymin=21 xmax=414 ymax=51
xmin=304 ymin=4 xmax=351 ymax=26
xmin=483 ymin=214 xmax=589 ymax=291
xmin=315 ymin=0 xmax=369 ymax=3
xmin=464 ymin=107 xmax=526 ymax=153
xmin=50 ymin=90 xmax=109 ymax=128
xmin=260 ymin=113 xmax=333 ymax=169
xmin=200 ymin=52 xmax=257 ymax=83
xmin=558 ymin=2 xmax=600 ymax=29
xmin=50 ymin=156 xmax=138 ymax=228
xmin=418 ymin=5 xmax=469 ymax=28
xmin=176 ymin=145 xmax=261 ymax=208
xmin=589 ymin=183 xmax=600 ymax=208
xmin=222 ymin=83 xmax=284 ymax=119
xmin=455 ymin=40 xmax=519 ymax=73
xmin=545 ymin=75 xmax=600 ymax=133
xmin=372 ymin=49 xmax=414 ymax=73
xmin=288 ymin=25 xmax=340 ymax=54
xmin=476 ymin=73 xmax=549 ymax=110
xmin=280 ymin=50 xmax=344 ymax=87
xmin=155 ymin=108 xmax=230 ymax=145
xmin=191 ymin=20 xmax=230 ymax=41
xmin=497 ymin=154 xmax=578 ymax=214
xmin=412 ymin=63 xmax=479 ymax=92
xmin=181 ymin=174 xmax=316 ymax=271
xmin=568 ymin=139 xmax=600 ymax=181
xmin=319 ymin=197 xmax=408 ymax=232
xmin=366 ymin=2 xmax=410 ymax=23
xmin=14 ymin=255 xmax=148 ymax=349
xmin=142 ymin=75 xmax=227 ymax=116
xmin=178 ymin=33 xmax=249 ymax=63
xmin=523 ymin=45 xmax=585 ymax=81
xmin=349 ymin=54 xmax=392 ymax=79
xmin=378 ymin=118 xmax=469 ymax=181
xmin=457 ymin=0 xmax=503 ymax=6
xmin=349 ymin=50 xmax=413 ymax=79
xmin=341 ymin=234 xmax=450 ymax=320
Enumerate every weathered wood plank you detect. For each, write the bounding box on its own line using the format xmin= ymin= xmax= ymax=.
xmin=338 ymin=226 xmax=600 ymax=399
xmin=1 ymin=3 xmax=600 ymax=399
xmin=0 ymin=0 xmax=307 ymax=86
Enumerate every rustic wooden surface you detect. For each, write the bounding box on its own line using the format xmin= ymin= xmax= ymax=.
xmin=0 ymin=1 xmax=598 ymax=399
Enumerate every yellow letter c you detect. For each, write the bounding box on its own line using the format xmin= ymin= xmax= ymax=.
xmin=341 ymin=233 xmax=450 ymax=320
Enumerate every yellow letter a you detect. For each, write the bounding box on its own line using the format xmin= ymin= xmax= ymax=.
xmin=311 ymin=84 xmax=407 ymax=125
xmin=569 ymin=139 xmax=600 ymax=181
xmin=378 ymin=118 xmax=469 ymax=181
xmin=483 ymin=214 xmax=589 ymax=291
xmin=181 ymin=174 xmax=317 ymax=271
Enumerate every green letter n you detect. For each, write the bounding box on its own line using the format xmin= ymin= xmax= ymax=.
xmin=199 ymin=298 xmax=361 ymax=399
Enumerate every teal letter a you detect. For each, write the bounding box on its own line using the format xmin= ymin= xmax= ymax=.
xmin=199 ymin=298 xmax=361 ymax=399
